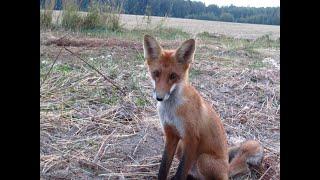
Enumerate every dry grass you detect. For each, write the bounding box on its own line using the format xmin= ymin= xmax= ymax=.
xmin=120 ymin=14 xmax=280 ymax=40
xmin=40 ymin=23 xmax=279 ymax=179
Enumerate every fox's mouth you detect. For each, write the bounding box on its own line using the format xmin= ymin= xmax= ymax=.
xmin=153 ymin=83 xmax=177 ymax=102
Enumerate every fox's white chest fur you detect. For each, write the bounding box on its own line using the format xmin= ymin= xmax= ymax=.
xmin=157 ymin=88 xmax=185 ymax=138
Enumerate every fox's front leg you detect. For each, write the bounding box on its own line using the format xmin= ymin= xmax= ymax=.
xmin=172 ymin=137 xmax=199 ymax=180
xmin=158 ymin=126 xmax=180 ymax=180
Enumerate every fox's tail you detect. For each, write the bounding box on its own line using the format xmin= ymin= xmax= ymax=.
xmin=228 ymin=140 xmax=264 ymax=177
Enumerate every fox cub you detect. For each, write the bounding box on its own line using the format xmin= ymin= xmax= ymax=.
xmin=143 ymin=35 xmax=264 ymax=180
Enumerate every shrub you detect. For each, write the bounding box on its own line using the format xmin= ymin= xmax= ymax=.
xmin=61 ymin=1 xmax=83 ymax=30
xmin=101 ymin=4 xmax=123 ymax=32
xmin=40 ymin=0 xmax=55 ymax=29
xmin=82 ymin=2 xmax=104 ymax=29
xmin=220 ymin=12 xmax=234 ymax=22
xmin=40 ymin=10 xmax=53 ymax=29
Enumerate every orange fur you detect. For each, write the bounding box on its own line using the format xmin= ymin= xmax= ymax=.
xmin=143 ymin=35 xmax=264 ymax=180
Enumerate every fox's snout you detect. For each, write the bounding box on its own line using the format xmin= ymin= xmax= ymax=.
xmin=153 ymin=83 xmax=177 ymax=101
xmin=153 ymin=90 xmax=170 ymax=101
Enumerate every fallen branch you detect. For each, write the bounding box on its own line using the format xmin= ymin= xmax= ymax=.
xmin=93 ymin=129 xmax=117 ymax=163
xmin=64 ymin=47 xmax=126 ymax=95
xmin=132 ymin=132 xmax=148 ymax=156
xmin=41 ymin=33 xmax=72 ymax=88
xmin=40 ymin=48 xmax=63 ymax=88
xmin=258 ymin=166 xmax=272 ymax=180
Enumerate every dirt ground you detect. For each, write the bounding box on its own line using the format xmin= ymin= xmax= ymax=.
xmin=40 ymin=26 xmax=279 ymax=179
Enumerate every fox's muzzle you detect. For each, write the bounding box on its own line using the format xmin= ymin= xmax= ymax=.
xmin=156 ymin=96 xmax=164 ymax=101
xmin=153 ymin=90 xmax=169 ymax=101
xmin=153 ymin=84 xmax=177 ymax=102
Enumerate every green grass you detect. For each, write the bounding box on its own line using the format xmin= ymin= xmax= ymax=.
xmin=40 ymin=59 xmax=50 ymax=76
xmin=76 ymin=26 xmax=190 ymax=42
xmin=101 ymin=91 xmax=119 ymax=105
xmin=134 ymin=54 xmax=145 ymax=64
xmin=197 ymin=31 xmax=279 ymax=50
xmin=61 ymin=1 xmax=83 ymax=30
xmin=47 ymin=0 xmax=123 ymax=32
xmin=132 ymin=27 xmax=190 ymax=40
xmin=40 ymin=51 xmax=149 ymax=107
xmin=40 ymin=10 xmax=53 ymax=29
xmin=40 ymin=0 xmax=55 ymax=29
xmin=248 ymin=34 xmax=280 ymax=49
xmin=249 ymin=59 xmax=266 ymax=69
xmin=70 ymin=12 xmax=189 ymax=41
xmin=82 ymin=4 xmax=104 ymax=30
xmin=196 ymin=31 xmax=277 ymax=69
xmin=135 ymin=96 xmax=148 ymax=107
xmin=55 ymin=64 xmax=73 ymax=74
xmin=189 ymin=68 xmax=202 ymax=79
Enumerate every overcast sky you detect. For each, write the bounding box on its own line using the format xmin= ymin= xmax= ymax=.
xmin=197 ymin=0 xmax=280 ymax=7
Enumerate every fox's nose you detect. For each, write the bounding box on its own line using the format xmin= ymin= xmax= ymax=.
xmin=154 ymin=90 xmax=165 ymax=101
xmin=156 ymin=97 xmax=163 ymax=101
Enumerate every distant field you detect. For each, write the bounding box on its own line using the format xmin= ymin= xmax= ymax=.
xmin=120 ymin=14 xmax=280 ymax=40
xmin=50 ymin=10 xmax=280 ymax=40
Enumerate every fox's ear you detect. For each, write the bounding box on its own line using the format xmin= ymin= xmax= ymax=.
xmin=143 ymin=35 xmax=162 ymax=60
xmin=175 ymin=39 xmax=195 ymax=64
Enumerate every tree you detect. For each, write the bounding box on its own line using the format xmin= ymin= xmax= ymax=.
xmin=220 ymin=12 xmax=234 ymax=22
xmin=43 ymin=0 xmax=280 ymax=25
xmin=206 ymin=4 xmax=221 ymax=16
xmin=159 ymin=0 xmax=171 ymax=16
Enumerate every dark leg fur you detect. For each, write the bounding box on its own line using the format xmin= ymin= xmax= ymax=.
xmin=170 ymin=174 xmax=196 ymax=180
xmin=158 ymin=126 xmax=180 ymax=180
xmin=186 ymin=175 xmax=198 ymax=180
xmin=172 ymin=155 xmax=185 ymax=179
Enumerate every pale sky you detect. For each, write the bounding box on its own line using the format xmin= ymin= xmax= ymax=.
xmin=197 ymin=0 xmax=280 ymax=7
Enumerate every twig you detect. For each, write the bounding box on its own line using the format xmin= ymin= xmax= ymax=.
xmin=40 ymin=48 xmax=63 ymax=88
xmin=125 ymin=163 xmax=160 ymax=167
xmin=258 ymin=166 xmax=272 ymax=180
xmin=134 ymin=46 xmax=144 ymax=62
xmin=93 ymin=129 xmax=117 ymax=163
xmin=55 ymin=32 xmax=71 ymax=42
xmin=98 ymin=172 xmax=157 ymax=177
xmin=40 ymin=32 xmax=72 ymax=88
xmin=64 ymin=47 xmax=126 ymax=95
xmin=132 ymin=132 xmax=148 ymax=156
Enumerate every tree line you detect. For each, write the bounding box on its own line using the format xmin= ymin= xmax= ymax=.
xmin=40 ymin=0 xmax=280 ymax=25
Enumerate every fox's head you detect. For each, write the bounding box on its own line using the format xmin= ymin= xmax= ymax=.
xmin=143 ymin=35 xmax=195 ymax=102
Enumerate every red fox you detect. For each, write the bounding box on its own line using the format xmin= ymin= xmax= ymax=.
xmin=143 ymin=35 xmax=264 ymax=180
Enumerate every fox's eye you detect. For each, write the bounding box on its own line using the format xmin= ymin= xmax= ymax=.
xmin=169 ymin=73 xmax=177 ymax=80
xmin=152 ymin=70 xmax=160 ymax=78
